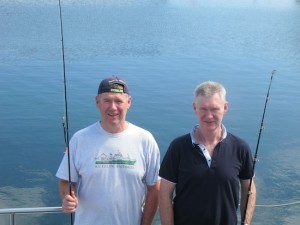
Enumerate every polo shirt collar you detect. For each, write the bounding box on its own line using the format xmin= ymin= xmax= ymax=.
xmin=190 ymin=124 xmax=227 ymax=145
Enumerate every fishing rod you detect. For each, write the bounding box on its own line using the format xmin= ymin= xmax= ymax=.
xmin=58 ymin=0 xmax=73 ymax=224
xmin=241 ymin=69 xmax=276 ymax=224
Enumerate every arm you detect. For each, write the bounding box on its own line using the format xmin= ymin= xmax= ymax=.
xmin=240 ymin=179 xmax=256 ymax=225
xmin=59 ymin=179 xmax=78 ymax=213
xmin=159 ymin=178 xmax=176 ymax=225
xmin=141 ymin=181 xmax=160 ymax=225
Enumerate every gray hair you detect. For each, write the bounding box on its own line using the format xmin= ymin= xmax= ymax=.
xmin=194 ymin=81 xmax=227 ymax=102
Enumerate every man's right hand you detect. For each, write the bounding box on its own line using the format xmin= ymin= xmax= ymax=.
xmin=62 ymin=191 xmax=78 ymax=213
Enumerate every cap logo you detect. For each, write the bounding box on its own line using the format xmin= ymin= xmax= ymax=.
xmin=98 ymin=76 xmax=129 ymax=94
xmin=110 ymin=88 xmax=124 ymax=93
xmin=110 ymin=83 xmax=125 ymax=93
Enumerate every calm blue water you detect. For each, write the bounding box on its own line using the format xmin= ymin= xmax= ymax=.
xmin=1 ymin=0 xmax=300 ymax=224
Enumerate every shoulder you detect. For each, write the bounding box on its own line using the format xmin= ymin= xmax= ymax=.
xmin=71 ymin=122 xmax=99 ymax=140
xmin=169 ymin=133 xmax=191 ymax=147
xmin=127 ymin=123 xmax=156 ymax=139
xmin=224 ymin=132 xmax=252 ymax=159
xmin=127 ymin=123 xmax=160 ymax=153
xmin=164 ymin=133 xmax=191 ymax=156
xmin=225 ymin=132 xmax=250 ymax=148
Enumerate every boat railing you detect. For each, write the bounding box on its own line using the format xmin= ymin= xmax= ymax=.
xmin=1 ymin=201 xmax=300 ymax=225
xmin=0 ymin=206 xmax=63 ymax=225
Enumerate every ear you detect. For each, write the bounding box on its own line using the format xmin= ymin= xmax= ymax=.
xmin=224 ymin=101 xmax=229 ymax=113
xmin=193 ymin=102 xmax=197 ymax=113
xmin=127 ymin=95 xmax=132 ymax=107
xmin=95 ymin=95 xmax=100 ymax=106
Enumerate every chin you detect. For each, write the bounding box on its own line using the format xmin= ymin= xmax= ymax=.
xmin=205 ymin=123 xmax=218 ymax=130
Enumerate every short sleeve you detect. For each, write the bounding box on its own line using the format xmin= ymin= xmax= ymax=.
xmin=56 ymin=135 xmax=79 ymax=183
xmin=239 ymin=141 xmax=254 ymax=180
xmin=144 ymin=134 xmax=160 ymax=186
xmin=159 ymin=138 xmax=182 ymax=183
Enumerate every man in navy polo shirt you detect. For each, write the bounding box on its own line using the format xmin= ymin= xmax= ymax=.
xmin=159 ymin=81 xmax=256 ymax=225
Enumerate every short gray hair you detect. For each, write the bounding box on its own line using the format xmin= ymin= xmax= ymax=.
xmin=194 ymin=81 xmax=227 ymax=102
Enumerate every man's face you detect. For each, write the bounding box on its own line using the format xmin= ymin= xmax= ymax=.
xmin=96 ymin=92 xmax=131 ymax=128
xmin=193 ymin=93 xmax=228 ymax=131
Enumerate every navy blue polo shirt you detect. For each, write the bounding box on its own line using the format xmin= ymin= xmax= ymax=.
xmin=159 ymin=131 xmax=253 ymax=225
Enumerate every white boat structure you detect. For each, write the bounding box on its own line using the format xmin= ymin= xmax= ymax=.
xmin=0 ymin=206 xmax=63 ymax=225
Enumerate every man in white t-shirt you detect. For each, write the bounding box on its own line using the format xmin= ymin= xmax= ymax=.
xmin=56 ymin=76 xmax=160 ymax=225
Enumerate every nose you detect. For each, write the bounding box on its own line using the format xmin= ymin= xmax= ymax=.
xmin=110 ymin=101 xmax=117 ymax=110
xmin=205 ymin=110 xmax=214 ymax=119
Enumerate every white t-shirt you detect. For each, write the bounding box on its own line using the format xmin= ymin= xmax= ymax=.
xmin=56 ymin=122 xmax=160 ymax=225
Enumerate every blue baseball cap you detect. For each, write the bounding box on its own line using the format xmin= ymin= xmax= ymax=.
xmin=98 ymin=76 xmax=129 ymax=94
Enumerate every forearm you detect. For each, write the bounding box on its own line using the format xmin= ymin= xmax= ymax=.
xmin=240 ymin=181 xmax=256 ymax=224
xmin=159 ymin=195 xmax=174 ymax=225
xmin=59 ymin=179 xmax=76 ymax=200
xmin=159 ymin=179 xmax=175 ymax=225
xmin=141 ymin=182 xmax=160 ymax=225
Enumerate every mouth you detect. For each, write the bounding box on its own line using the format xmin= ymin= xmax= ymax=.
xmin=108 ymin=112 xmax=119 ymax=118
xmin=203 ymin=121 xmax=217 ymax=127
xmin=204 ymin=120 xmax=214 ymax=124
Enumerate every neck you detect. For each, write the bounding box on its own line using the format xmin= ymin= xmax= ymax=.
xmin=194 ymin=126 xmax=223 ymax=155
xmin=100 ymin=121 xmax=129 ymax=134
xmin=202 ymin=128 xmax=222 ymax=143
xmin=194 ymin=125 xmax=223 ymax=145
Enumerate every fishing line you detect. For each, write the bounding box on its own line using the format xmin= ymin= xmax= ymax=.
xmin=241 ymin=69 xmax=276 ymax=224
xmin=58 ymin=0 xmax=73 ymax=224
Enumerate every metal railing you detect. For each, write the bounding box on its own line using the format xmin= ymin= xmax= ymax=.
xmin=0 ymin=206 xmax=63 ymax=225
